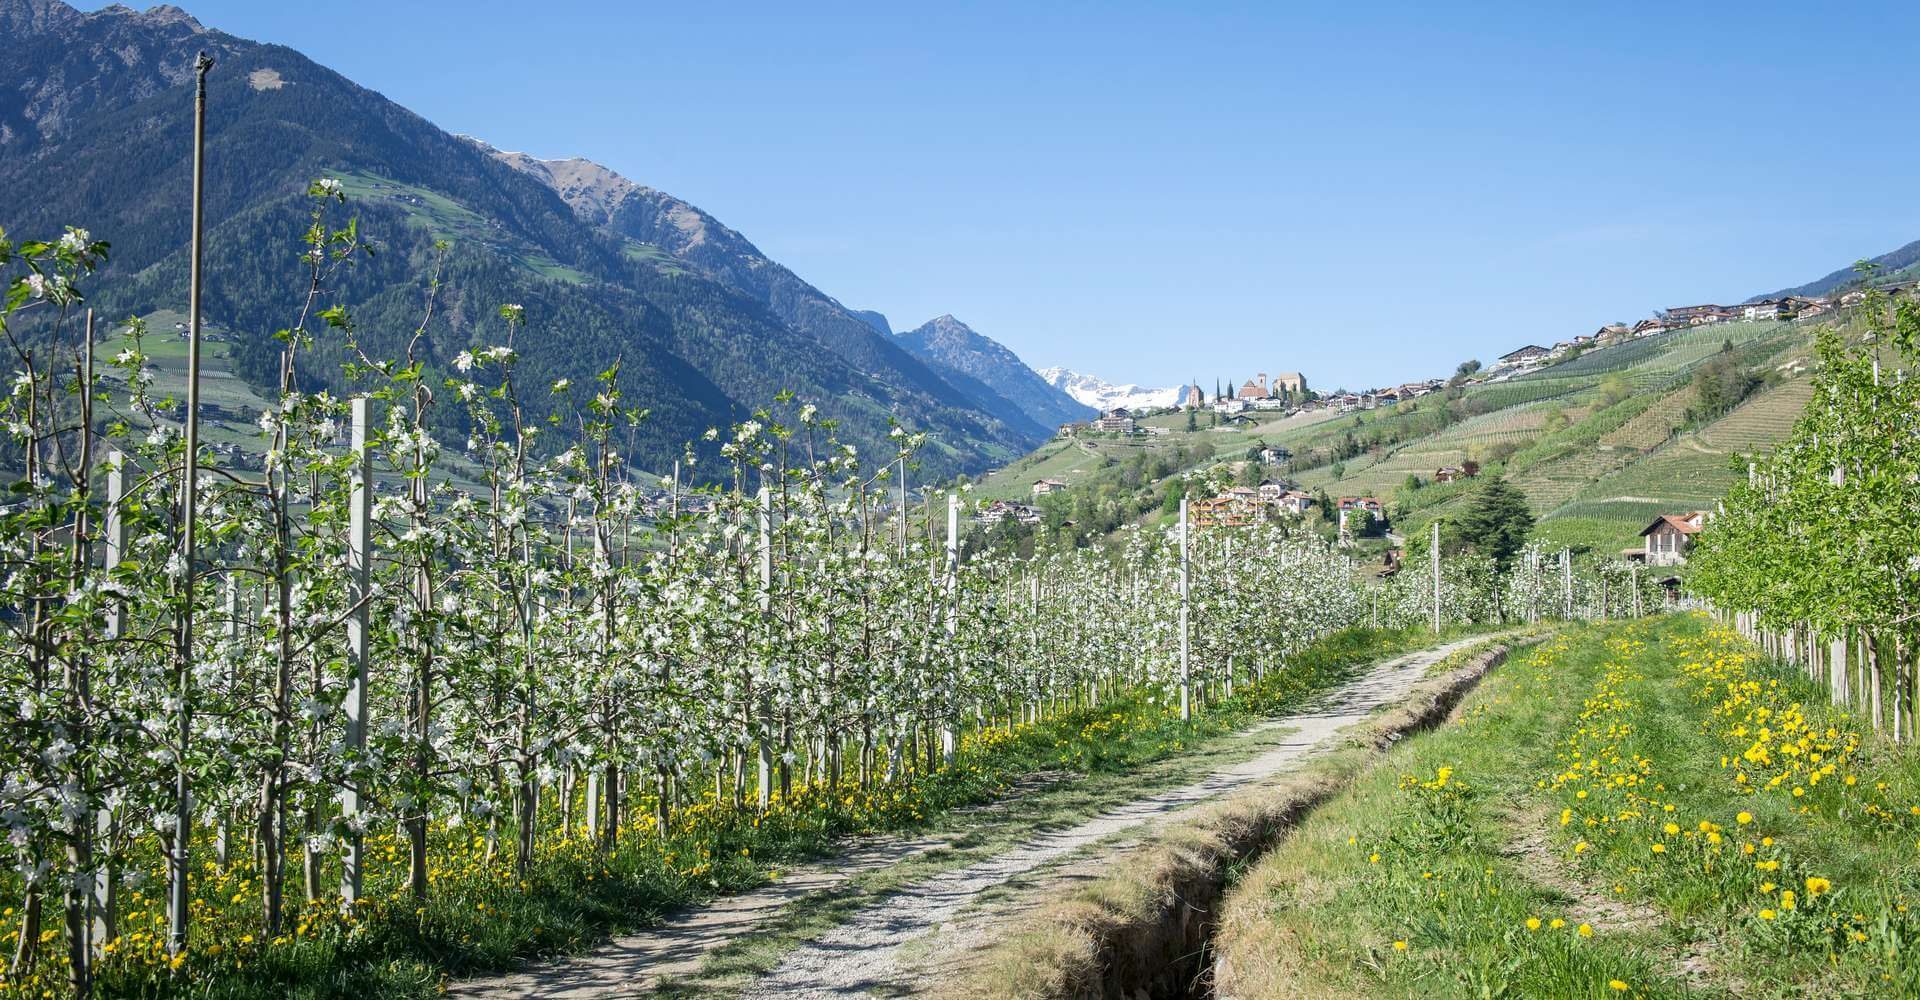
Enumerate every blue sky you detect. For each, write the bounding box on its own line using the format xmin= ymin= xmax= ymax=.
xmin=99 ymin=1 xmax=1920 ymax=390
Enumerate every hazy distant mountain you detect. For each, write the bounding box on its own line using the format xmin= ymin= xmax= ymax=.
xmin=896 ymin=316 xmax=1093 ymax=432
xmin=1038 ymin=367 xmax=1179 ymax=411
xmin=1755 ymin=237 xmax=1920 ymax=300
xmin=0 ymin=0 xmax=1038 ymax=479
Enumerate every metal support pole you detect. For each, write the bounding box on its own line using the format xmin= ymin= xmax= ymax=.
xmin=167 ymin=50 xmax=214 ymax=959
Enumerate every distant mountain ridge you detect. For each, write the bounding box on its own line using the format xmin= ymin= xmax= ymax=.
xmin=1755 ymin=237 xmax=1920 ymax=301
xmin=1038 ymin=367 xmax=1179 ymax=412
xmin=0 ymin=0 xmax=1041 ymax=479
xmin=473 ymin=139 xmax=1017 ymax=434
xmin=895 ymin=315 xmax=1093 ymax=432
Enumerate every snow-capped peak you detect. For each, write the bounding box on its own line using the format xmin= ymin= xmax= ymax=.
xmin=1038 ymin=367 xmax=1179 ymax=411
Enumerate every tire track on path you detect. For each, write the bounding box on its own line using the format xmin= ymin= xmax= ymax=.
xmin=748 ymin=637 xmax=1483 ymax=999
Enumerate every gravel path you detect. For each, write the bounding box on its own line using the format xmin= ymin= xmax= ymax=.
xmin=448 ymin=638 xmax=1476 ymax=999
xmin=749 ymin=637 xmax=1481 ymax=999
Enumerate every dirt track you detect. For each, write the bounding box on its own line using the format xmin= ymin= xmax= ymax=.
xmin=754 ymin=637 xmax=1481 ymax=998
xmin=450 ymin=638 xmax=1480 ymax=999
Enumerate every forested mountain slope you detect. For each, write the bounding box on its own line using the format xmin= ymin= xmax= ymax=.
xmin=0 ymin=0 xmax=1037 ymax=478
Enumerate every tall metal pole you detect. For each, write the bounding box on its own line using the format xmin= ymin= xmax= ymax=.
xmin=340 ymin=397 xmax=372 ymax=908
xmin=1179 ymin=497 xmax=1192 ymax=721
xmin=168 ymin=50 xmax=213 ymax=959
xmin=1430 ymin=520 xmax=1441 ymax=635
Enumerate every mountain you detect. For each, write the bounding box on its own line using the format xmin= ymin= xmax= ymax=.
xmin=851 ymin=310 xmax=892 ymax=336
xmin=1038 ymin=367 xmax=1180 ymax=412
xmin=895 ymin=315 xmax=1093 ymax=432
xmin=475 ymin=142 xmax=1031 ymax=453
xmin=1756 ymin=237 xmax=1920 ymax=300
xmin=0 ymin=0 xmax=1036 ymax=480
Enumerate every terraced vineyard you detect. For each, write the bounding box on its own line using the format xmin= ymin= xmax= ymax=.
xmin=1598 ymin=381 xmax=1694 ymax=450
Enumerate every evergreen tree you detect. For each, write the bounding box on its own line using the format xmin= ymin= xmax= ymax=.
xmin=1449 ymin=474 xmax=1534 ymax=568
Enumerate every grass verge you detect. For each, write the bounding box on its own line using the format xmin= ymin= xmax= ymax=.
xmin=1214 ymin=613 xmax=1920 ymax=998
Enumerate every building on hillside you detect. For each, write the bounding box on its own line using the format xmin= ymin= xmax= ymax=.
xmin=1743 ymin=299 xmax=1783 ymax=321
xmin=1057 ymin=421 xmax=1090 ymax=438
xmin=1783 ymin=295 xmax=1829 ymax=319
xmin=1182 ymin=384 xmax=1207 ymax=409
xmin=1212 ymin=397 xmax=1248 ymax=415
xmin=1434 ymin=465 xmax=1466 ymax=483
xmin=1596 ymin=323 xmax=1632 ymax=343
xmin=1631 ymin=318 xmax=1668 ymax=337
xmin=1498 ymin=345 xmax=1552 ymax=366
xmin=1258 ymin=444 xmax=1292 ymax=465
xmin=1337 ymin=496 xmax=1384 ymax=535
xmin=1271 ymin=371 xmax=1308 ymax=396
xmin=1665 ymin=304 xmax=1725 ymax=324
xmin=977 ymin=500 xmax=1043 ymax=526
xmin=1190 ymin=495 xmax=1254 ymax=528
xmin=1031 ymin=478 xmax=1069 ymax=499
xmin=1668 ymin=304 xmax=1739 ymax=326
xmin=1095 ymin=408 xmax=1137 ymax=433
xmin=1275 ymin=489 xmax=1316 ymax=515
xmin=1633 ymin=511 xmax=1707 ymax=566
xmin=1237 ymin=374 xmax=1271 ymax=400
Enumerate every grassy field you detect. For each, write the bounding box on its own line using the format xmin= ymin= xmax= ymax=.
xmin=1215 ymin=614 xmax=1920 ymax=998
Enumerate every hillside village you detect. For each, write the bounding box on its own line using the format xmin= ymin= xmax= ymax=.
xmin=965 ymin=279 xmax=1917 ymax=575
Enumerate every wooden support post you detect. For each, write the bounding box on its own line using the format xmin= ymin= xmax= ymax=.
xmin=1179 ymin=497 xmax=1192 ymax=721
xmin=340 ymin=397 xmax=372 ymax=908
xmin=1430 ymin=521 xmax=1441 ymax=634
xmin=1561 ymin=548 xmax=1573 ymax=620
xmin=757 ymin=486 xmax=774 ymax=807
xmin=93 ymin=452 xmax=129 ymax=955
xmin=941 ymin=493 xmax=960 ymax=762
